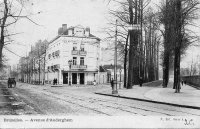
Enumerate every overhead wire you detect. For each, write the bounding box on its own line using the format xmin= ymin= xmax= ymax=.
xmin=4 ymin=46 xmax=23 ymax=57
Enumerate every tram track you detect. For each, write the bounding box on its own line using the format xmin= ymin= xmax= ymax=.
xmin=5 ymin=82 xmax=200 ymax=116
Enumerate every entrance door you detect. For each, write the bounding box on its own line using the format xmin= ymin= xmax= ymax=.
xmin=80 ymin=73 xmax=84 ymax=85
xmin=72 ymin=73 xmax=77 ymax=84
xmin=63 ymin=73 xmax=68 ymax=84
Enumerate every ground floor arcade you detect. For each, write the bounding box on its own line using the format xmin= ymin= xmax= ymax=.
xmin=46 ymin=70 xmax=107 ymax=85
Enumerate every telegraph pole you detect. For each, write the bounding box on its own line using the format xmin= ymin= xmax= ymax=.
xmin=38 ymin=46 xmax=40 ymax=85
xmin=112 ymin=19 xmax=118 ymax=94
xmin=114 ymin=20 xmax=117 ymax=82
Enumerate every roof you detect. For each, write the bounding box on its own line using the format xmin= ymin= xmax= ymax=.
xmin=89 ymin=34 xmax=101 ymax=41
xmin=49 ymin=26 xmax=100 ymax=44
xmin=103 ymin=64 xmax=123 ymax=70
xmin=99 ymin=66 xmax=107 ymax=72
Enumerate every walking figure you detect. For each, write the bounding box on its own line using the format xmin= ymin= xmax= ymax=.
xmin=93 ymin=80 xmax=96 ymax=86
xmin=181 ymin=79 xmax=184 ymax=86
xmin=110 ymin=78 xmax=114 ymax=90
xmin=53 ymin=78 xmax=55 ymax=85
xmin=55 ymin=78 xmax=57 ymax=85
xmin=139 ymin=77 xmax=143 ymax=87
xmin=8 ymin=78 xmax=11 ymax=88
xmin=184 ymin=80 xmax=187 ymax=85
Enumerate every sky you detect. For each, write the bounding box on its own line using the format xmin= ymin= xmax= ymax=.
xmin=3 ymin=0 xmax=200 ymax=68
xmin=4 ymin=0 xmax=110 ymax=65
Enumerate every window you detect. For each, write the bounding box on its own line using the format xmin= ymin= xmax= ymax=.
xmin=55 ymin=50 xmax=60 ymax=57
xmin=73 ymin=43 xmax=77 ymax=50
xmin=73 ymin=57 xmax=77 ymax=65
xmin=52 ymin=52 xmax=55 ymax=58
xmin=80 ymin=44 xmax=84 ymax=51
xmin=48 ymin=54 xmax=51 ymax=59
xmin=80 ymin=57 xmax=84 ymax=65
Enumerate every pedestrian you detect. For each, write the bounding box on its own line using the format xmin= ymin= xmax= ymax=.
xmin=184 ymin=80 xmax=187 ymax=85
xmin=55 ymin=78 xmax=57 ymax=85
xmin=110 ymin=78 xmax=114 ymax=90
xmin=12 ymin=78 xmax=16 ymax=88
xmin=53 ymin=78 xmax=55 ymax=85
xmin=139 ymin=77 xmax=143 ymax=87
xmin=181 ymin=79 xmax=184 ymax=86
xmin=7 ymin=78 xmax=11 ymax=88
xmin=93 ymin=80 xmax=96 ymax=86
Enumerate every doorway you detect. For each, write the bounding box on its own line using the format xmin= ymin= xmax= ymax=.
xmin=63 ymin=73 xmax=68 ymax=84
xmin=80 ymin=73 xmax=85 ymax=85
xmin=72 ymin=73 xmax=77 ymax=84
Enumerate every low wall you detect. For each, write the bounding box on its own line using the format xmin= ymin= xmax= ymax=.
xmin=182 ymin=75 xmax=200 ymax=87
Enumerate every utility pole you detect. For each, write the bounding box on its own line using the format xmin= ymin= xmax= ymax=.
xmin=114 ymin=19 xmax=117 ymax=83
xmin=43 ymin=45 xmax=47 ymax=85
xmin=112 ymin=19 xmax=118 ymax=94
xmin=38 ymin=46 xmax=40 ymax=85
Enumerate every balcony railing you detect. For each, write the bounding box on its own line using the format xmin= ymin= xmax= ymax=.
xmin=79 ymin=50 xmax=87 ymax=56
xmin=54 ymin=64 xmax=60 ymax=70
xmin=71 ymin=65 xmax=87 ymax=70
xmin=71 ymin=50 xmax=78 ymax=55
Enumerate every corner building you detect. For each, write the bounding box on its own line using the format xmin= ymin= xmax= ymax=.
xmin=46 ymin=24 xmax=101 ymax=85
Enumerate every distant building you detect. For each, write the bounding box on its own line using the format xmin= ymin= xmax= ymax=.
xmin=102 ymin=64 xmax=124 ymax=83
xmin=45 ymin=24 xmax=101 ymax=85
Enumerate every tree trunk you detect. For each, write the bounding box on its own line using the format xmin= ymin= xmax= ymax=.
xmin=174 ymin=0 xmax=182 ymax=93
xmin=124 ymin=33 xmax=129 ymax=88
xmin=162 ymin=0 xmax=171 ymax=88
xmin=127 ymin=0 xmax=134 ymax=89
xmin=0 ymin=0 xmax=8 ymax=68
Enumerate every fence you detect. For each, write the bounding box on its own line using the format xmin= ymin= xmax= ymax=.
xmin=182 ymin=75 xmax=200 ymax=87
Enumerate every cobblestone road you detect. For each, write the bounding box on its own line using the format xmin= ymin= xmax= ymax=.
xmin=1 ymin=82 xmax=200 ymax=116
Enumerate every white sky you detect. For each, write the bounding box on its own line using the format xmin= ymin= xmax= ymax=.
xmin=3 ymin=0 xmax=200 ymax=68
xmin=4 ymin=0 xmax=110 ymax=65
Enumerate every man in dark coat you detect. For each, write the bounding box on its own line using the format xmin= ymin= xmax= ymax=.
xmin=53 ymin=78 xmax=55 ymax=85
xmin=139 ymin=77 xmax=143 ymax=87
xmin=110 ymin=78 xmax=114 ymax=90
xmin=55 ymin=78 xmax=57 ymax=85
xmin=8 ymin=78 xmax=11 ymax=88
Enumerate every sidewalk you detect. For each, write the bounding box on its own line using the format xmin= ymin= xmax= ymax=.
xmin=95 ymin=84 xmax=200 ymax=109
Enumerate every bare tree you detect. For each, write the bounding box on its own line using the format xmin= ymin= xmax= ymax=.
xmin=0 ymin=0 xmax=39 ymax=68
xmin=106 ymin=0 xmax=160 ymax=88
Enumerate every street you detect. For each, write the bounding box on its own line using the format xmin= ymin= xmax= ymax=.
xmin=1 ymin=81 xmax=200 ymax=116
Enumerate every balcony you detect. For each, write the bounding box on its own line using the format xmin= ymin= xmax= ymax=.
xmin=79 ymin=50 xmax=87 ymax=56
xmin=71 ymin=65 xmax=87 ymax=70
xmin=71 ymin=50 xmax=79 ymax=55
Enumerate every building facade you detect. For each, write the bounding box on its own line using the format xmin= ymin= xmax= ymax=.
xmin=103 ymin=65 xmax=124 ymax=83
xmin=45 ymin=24 xmax=101 ymax=85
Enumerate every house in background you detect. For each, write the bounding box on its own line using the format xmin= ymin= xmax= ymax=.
xmin=45 ymin=24 xmax=101 ymax=85
xmin=102 ymin=64 xmax=124 ymax=83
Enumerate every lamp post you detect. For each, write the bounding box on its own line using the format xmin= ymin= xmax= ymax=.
xmin=68 ymin=60 xmax=72 ymax=86
xmin=112 ymin=19 xmax=118 ymax=94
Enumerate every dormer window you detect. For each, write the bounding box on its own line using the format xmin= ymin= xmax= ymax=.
xmin=68 ymin=29 xmax=73 ymax=36
xmin=74 ymin=28 xmax=84 ymax=36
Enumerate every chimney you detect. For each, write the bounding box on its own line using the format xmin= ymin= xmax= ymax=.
xmin=85 ymin=27 xmax=90 ymax=37
xmin=58 ymin=24 xmax=67 ymax=35
xmin=58 ymin=27 xmax=63 ymax=35
xmin=62 ymin=24 xmax=67 ymax=35
xmin=62 ymin=24 xmax=67 ymax=31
